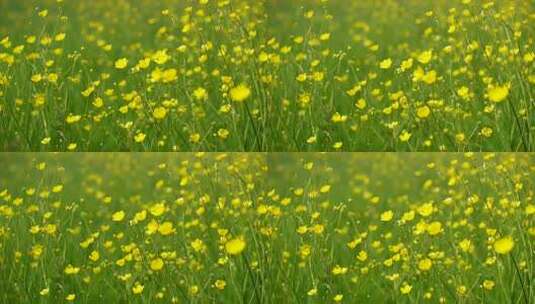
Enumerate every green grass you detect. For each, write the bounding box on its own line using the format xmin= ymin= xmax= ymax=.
xmin=0 ymin=0 xmax=533 ymax=151
xmin=0 ymin=153 xmax=533 ymax=303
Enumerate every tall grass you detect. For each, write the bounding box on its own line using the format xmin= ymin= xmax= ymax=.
xmin=0 ymin=0 xmax=533 ymax=151
xmin=0 ymin=153 xmax=533 ymax=303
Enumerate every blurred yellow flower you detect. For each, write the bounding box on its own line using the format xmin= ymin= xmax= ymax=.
xmin=132 ymin=282 xmax=144 ymax=294
xmin=417 ymin=106 xmax=431 ymax=119
xmin=380 ymin=210 xmax=394 ymax=222
xmin=225 ymin=238 xmax=246 ymax=255
xmin=400 ymin=282 xmax=412 ymax=294
xmin=494 ymin=236 xmax=514 ymax=254
xmin=379 ymin=58 xmax=392 ymax=69
xmin=417 ymin=50 xmax=433 ymax=64
xmin=115 ymin=58 xmax=128 ymax=69
xmin=153 ymin=107 xmax=168 ymax=120
xmin=418 ymin=258 xmax=432 ymax=271
xmin=112 ymin=210 xmax=125 ymax=222
xmin=483 ymin=280 xmax=495 ymax=290
xmin=65 ymin=294 xmax=76 ymax=301
xmin=487 ymin=84 xmax=510 ymax=103
xmin=230 ymin=84 xmax=251 ymax=102
xmin=150 ymin=258 xmax=164 ymax=271
xmin=158 ymin=221 xmax=175 ymax=235
xmin=214 ymin=280 xmax=226 ymax=290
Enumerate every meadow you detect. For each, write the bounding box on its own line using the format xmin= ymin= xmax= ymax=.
xmin=0 ymin=153 xmax=533 ymax=303
xmin=0 ymin=0 xmax=533 ymax=151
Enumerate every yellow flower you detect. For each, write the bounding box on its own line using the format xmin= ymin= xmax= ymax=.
xmin=65 ymin=114 xmax=81 ymax=124
xmin=67 ymin=143 xmax=77 ymax=151
xmin=55 ymin=33 xmax=66 ymax=41
xmin=320 ymin=32 xmax=331 ymax=40
xmin=306 ymin=135 xmax=317 ymax=144
xmin=418 ymin=258 xmax=432 ymax=271
xmin=134 ymin=210 xmax=147 ymax=223
xmin=150 ymin=68 xmax=163 ymax=82
xmin=39 ymin=288 xmax=49 ymax=296
xmin=494 ymin=236 xmax=514 ymax=254
xmin=89 ymin=250 xmax=100 ymax=262
xmin=145 ymin=220 xmax=159 ymax=235
xmin=152 ymin=49 xmax=170 ymax=65
xmin=162 ymin=68 xmax=177 ymax=83
xmin=115 ymin=58 xmax=128 ymax=69
xmin=402 ymin=210 xmax=415 ymax=222
xmin=459 ymin=239 xmax=474 ymax=253
xmin=31 ymin=244 xmax=44 ymax=259
xmin=64 ymin=264 xmax=80 ymax=275
xmin=297 ymin=225 xmax=308 ymax=234
xmin=191 ymin=239 xmax=206 ymax=252
xmin=422 ymin=70 xmax=437 ymax=84
xmin=400 ymin=282 xmax=412 ymax=294
xmin=417 ymin=203 xmax=434 ymax=217
xmin=416 ymin=106 xmax=431 ymax=119
xmin=137 ymin=58 xmax=151 ymax=69
xmin=65 ymin=294 xmax=76 ymax=301
xmin=81 ymin=86 xmax=95 ymax=97
xmin=189 ymin=133 xmax=201 ymax=143
xmin=487 ymin=84 xmax=510 ymax=103
xmin=150 ymin=203 xmax=166 ymax=216
xmin=380 ymin=210 xmax=394 ymax=222
xmin=153 ymin=107 xmax=167 ymax=120
xmin=379 ymin=58 xmax=392 ymax=69
xmin=333 ymin=294 xmax=343 ymax=302
xmin=320 ymin=185 xmax=331 ymax=193
xmin=332 ymin=265 xmax=348 ymax=275
xmin=34 ymin=94 xmax=46 ymax=106
xmin=225 ymin=237 xmax=246 ymax=255
xmin=134 ymin=133 xmax=146 ymax=143
xmin=399 ymin=130 xmax=412 ymax=142
xmin=356 ymin=250 xmax=368 ymax=262
xmin=214 ymin=279 xmax=226 ymax=290
xmin=150 ymin=258 xmax=164 ymax=271
xmin=296 ymin=73 xmax=307 ymax=82
xmin=457 ymin=86 xmax=470 ymax=99
xmin=217 ymin=128 xmax=230 ymax=140
xmin=427 ymin=221 xmax=442 ymax=235
xmin=52 ymin=184 xmax=63 ymax=193
xmin=158 ymin=221 xmax=175 ymax=235
xmin=229 ymin=84 xmax=251 ymax=102
xmin=481 ymin=127 xmax=493 ymax=138
xmin=331 ymin=112 xmax=348 ymax=123
xmin=258 ymin=52 xmax=269 ymax=62
xmin=482 ymin=280 xmax=495 ymax=290
xmin=132 ymin=282 xmax=144 ymax=294
xmin=112 ymin=210 xmax=125 ymax=222
xmin=31 ymin=74 xmax=42 ymax=83
xmin=417 ymin=50 xmax=433 ymax=64
xmin=355 ymin=98 xmax=367 ymax=109
xmin=193 ymin=87 xmax=208 ymax=101
xmin=526 ymin=204 xmax=535 ymax=215
xmin=189 ymin=285 xmax=199 ymax=296
xmin=400 ymin=58 xmax=414 ymax=71
xmin=92 ymin=97 xmax=104 ymax=108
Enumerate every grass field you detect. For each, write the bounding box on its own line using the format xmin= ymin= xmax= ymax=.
xmin=0 ymin=0 xmax=533 ymax=151
xmin=0 ymin=153 xmax=533 ymax=303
